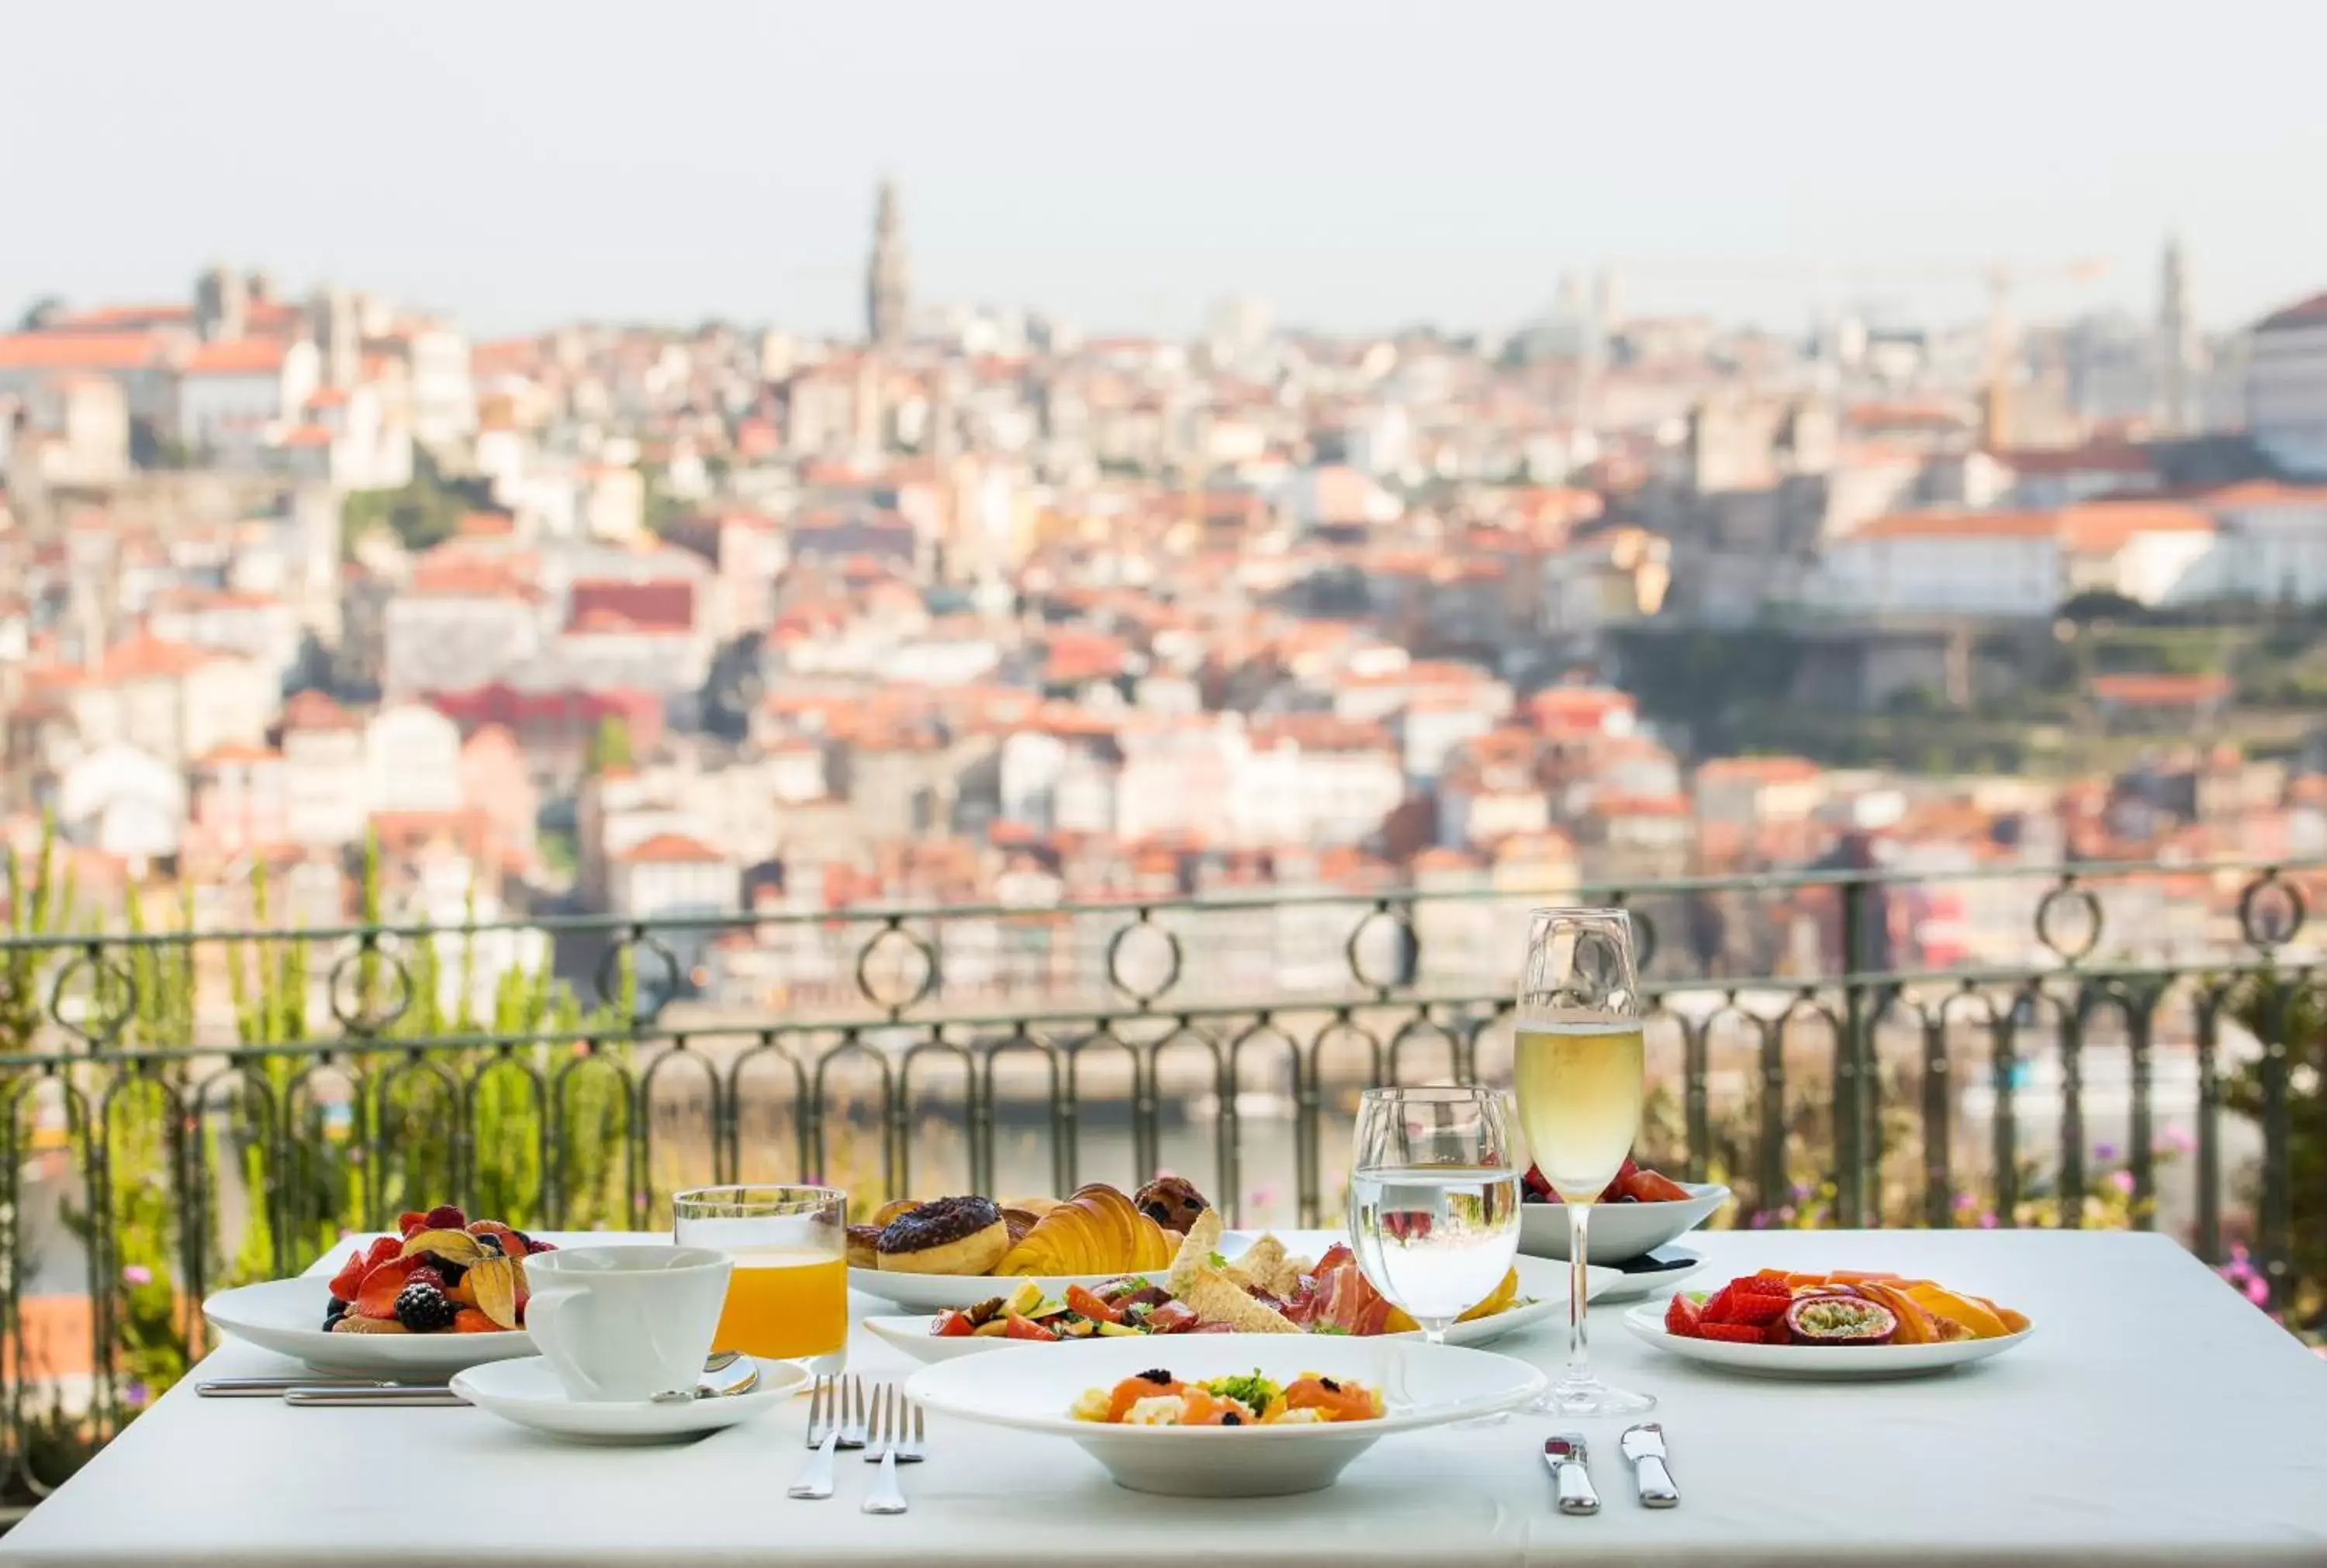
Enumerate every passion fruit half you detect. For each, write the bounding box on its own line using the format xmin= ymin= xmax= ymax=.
xmin=1783 ymin=1291 xmax=1899 ymax=1345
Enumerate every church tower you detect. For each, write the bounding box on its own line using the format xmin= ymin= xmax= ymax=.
xmin=866 ymin=180 xmax=911 ymax=351
xmin=2157 ymin=233 xmax=2197 ymax=435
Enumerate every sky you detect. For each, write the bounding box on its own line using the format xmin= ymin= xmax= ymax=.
xmin=6 ymin=1 xmax=2325 ymax=342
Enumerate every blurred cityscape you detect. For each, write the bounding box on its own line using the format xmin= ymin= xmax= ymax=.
xmin=4 ymin=186 xmax=2327 ymax=1021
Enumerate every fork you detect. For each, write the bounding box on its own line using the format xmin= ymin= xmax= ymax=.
xmin=838 ymin=1374 xmax=869 ymax=1450
xmin=789 ymin=1376 xmax=842 ymax=1501
xmin=861 ymin=1384 xmax=908 ymax=1516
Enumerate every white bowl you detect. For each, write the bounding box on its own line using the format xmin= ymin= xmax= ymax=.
xmin=1516 ymin=1183 xmax=1730 ymax=1263
xmin=204 ymin=1278 xmax=535 ymax=1376
xmin=848 ymin=1264 xmax=1169 ymax=1314
xmin=865 ymin=1239 xmax=1618 ymax=1364
xmin=904 ymin=1332 xmax=1546 ymax=1497
xmin=1620 ymin=1300 xmax=2035 ymax=1379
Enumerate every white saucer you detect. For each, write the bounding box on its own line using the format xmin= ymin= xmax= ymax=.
xmin=448 ymin=1355 xmax=807 ymax=1444
xmin=1589 ymin=1247 xmax=1708 ymax=1304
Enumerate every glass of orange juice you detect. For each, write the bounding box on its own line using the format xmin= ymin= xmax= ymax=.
xmin=673 ymin=1185 xmax=848 ymax=1374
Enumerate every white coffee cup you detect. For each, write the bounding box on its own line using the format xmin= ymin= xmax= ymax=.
xmin=523 ymin=1245 xmax=732 ymax=1403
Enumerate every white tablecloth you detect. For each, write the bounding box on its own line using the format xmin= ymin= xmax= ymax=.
xmin=4 ymin=1229 xmax=2325 ymax=1566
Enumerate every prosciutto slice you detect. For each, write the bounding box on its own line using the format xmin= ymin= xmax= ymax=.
xmin=1281 ymin=1243 xmax=1397 ymax=1336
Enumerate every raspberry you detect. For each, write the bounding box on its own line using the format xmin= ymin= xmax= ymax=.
xmin=394 ymin=1280 xmax=457 ymax=1332
xmin=1696 ymin=1321 xmax=1767 ymax=1344
xmin=1663 ymin=1293 xmax=1703 ymax=1338
xmin=403 ymin=1265 xmax=446 ymax=1294
xmin=424 ymin=1205 xmax=467 ymax=1231
xmin=523 ymin=1239 xmax=555 ymax=1254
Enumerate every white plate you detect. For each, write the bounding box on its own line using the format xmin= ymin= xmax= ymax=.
xmin=1589 ymin=1247 xmax=1707 ymax=1304
xmin=848 ymin=1264 xmax=1170 ymax=1313
xmin=1517 ymin=1183 xmax=1731 ymax=1263
xmin=904 ymin=1332 xmax=1545 ymax=1496
xmin=203 ymin=1278 xmax=536 ymax=1376
xmin=448 ymin=1354 xmax=806 ymax=1444
xmin=865 ymin=1238 xmax=1616 ymax=1363
xmin=1620 ymin=1300 xmax=2035 ymax=1379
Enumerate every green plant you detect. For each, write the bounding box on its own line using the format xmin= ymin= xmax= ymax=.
xmin=2222 ymin=972 xmax=2327 ymax=1341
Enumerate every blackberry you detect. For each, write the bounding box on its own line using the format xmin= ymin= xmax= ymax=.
xmin=394 ymin=1280 xmax=457 ymax=1332
xmin=434 ymin=1260 xmax=468 ymax=1288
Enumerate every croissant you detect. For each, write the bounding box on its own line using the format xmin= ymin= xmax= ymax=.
xmin=995 ymin=1183 xmax=1174 ymax=1275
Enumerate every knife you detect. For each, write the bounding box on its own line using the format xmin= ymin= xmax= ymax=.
xmin=283 ymin=1386 xmax=469 ymax=1407
xmin=199 ymin=1376 xmax=409 ymax=1397
xmin=1620 ymin=1422 xmax=1679 ymax=1508
xmin=1542 ymin=1433 xmax=1600 ymax=1515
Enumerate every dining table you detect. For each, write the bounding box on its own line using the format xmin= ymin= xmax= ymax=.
xmin=3 ymin=1227 xmax=2325 ymax=1567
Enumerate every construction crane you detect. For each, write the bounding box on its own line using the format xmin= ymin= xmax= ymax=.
xmin=1580 ymin=255 xmax=2111 ymax=441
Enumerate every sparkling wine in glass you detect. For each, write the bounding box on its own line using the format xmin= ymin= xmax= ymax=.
xmin=1513 ymin=907 xmax=1657 ymax=1418
xmin=1347 ymin=1086 xmax=1523 ymax=1347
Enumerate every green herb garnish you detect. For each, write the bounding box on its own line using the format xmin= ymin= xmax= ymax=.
xmin=1208 ymin=1250 xmax=1228 ymax=1268
xmin=1201 ymin=1369 xmax=1281 ymax=1411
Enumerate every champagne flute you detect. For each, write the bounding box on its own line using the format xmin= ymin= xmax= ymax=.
xmin=1513 ymin=907 xmax=1657 ymax=1418
xmin=1347 ymin=1086 xmax=1523 ymax=1349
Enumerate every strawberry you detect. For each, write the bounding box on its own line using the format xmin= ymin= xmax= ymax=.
xmin=361 ymin=1235 xmax=403 ymax=1273
xmin=1521 ymin=1164 xmax=1555 ymax=1201
xmin=1595 ymin=1156 xmax=1641 ymax=1203
xmin=424 ymin=1205 xmax=466 ymax=1231
xmin=1737 ymin=1273 xmax=1793 ymax=1297
xmin=1663 ymin=1293 xmax=1703 ymax=1338
xmin=1762 ymin=1320 xmax=1794 ymax=1345
xmin=1697 ymin=1321 xmax=1766 ymax=1345
xmin=327 ymin=1250 xmax=368 ymax=1304
xmin=354 ymin=1257 xmax=415 ymax=1319
xmin=1725 ymin=1289 xmax=1791 ymax=1328
xmin=396 ymin=1211 xmax=429 ymax=1238
xmin=1699 ymin=1283 xmax=1740 ymax=1324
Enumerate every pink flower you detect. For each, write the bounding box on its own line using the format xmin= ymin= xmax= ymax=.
xmin=2163 ymin=1125 xmax=2196 ymax=1155
xmin=2108 ymin=1169 xmax=2135 ymax=1196
xmin=1979 ymin=1212 xmax=2000 ymax=1229
xmin=121 ymin=1265 xmax=152 ymax=1287
xmin=2246 ymin=1277 xmax=2271 ymax=1306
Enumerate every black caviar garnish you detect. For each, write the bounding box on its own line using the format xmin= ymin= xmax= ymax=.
xmin=1136 ymin=1367 xmax=1174 ymax=1385
xmin=1320 ymin=1376 xmax=1342 ymax=1394
xmin=1221 ymin=1411 xmax=1243 ymax=1425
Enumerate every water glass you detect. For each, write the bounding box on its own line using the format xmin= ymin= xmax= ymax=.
xmin=1347 ymin=1086 xmax=1523 ymax=1345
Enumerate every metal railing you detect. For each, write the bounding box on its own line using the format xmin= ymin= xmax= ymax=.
xmin=0 ymin=853 xmax=2320 ymax=1497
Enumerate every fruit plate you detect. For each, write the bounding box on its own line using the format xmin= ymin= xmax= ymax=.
xmin=1517 ymin=1183 xmax=1731 ymax=1263
xmin=863 ymin=1239 xmax=1617 ymax=1363
xmin=1620 ymin=1300 xmax=2035 ymax=1379
xmin=203 ymin=1277 xmax=536 ymax=1376
xmin=848 ymin=1264 xmax=1171 ymax=1314
xmin=904 ymin=1331 xmax=1546 ymax=1497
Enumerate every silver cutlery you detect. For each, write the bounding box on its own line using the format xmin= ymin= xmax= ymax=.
xmin=285 ymin=1385 xmax=468 ymax=1407
xmin=199 ymin=1376 xmax=404 ymax=1397
xmin=790 ymin=1376 xmax=843 ymax=1501
xmin=649 ymin=1352 xmax=757 ymax=1404
xmin=1544 ymin=1432 xmax=1600 ymax=1516
xmin=1620 ymin=1422 xmax=1679 ymax=1509
xmin=894 ymin=1397 xmax=925 ymax=1464
xmin=838 ymin=1374 xmax=869 ymax=1449
xmin=861 ymin=1384 xmax=908 ymax=1516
